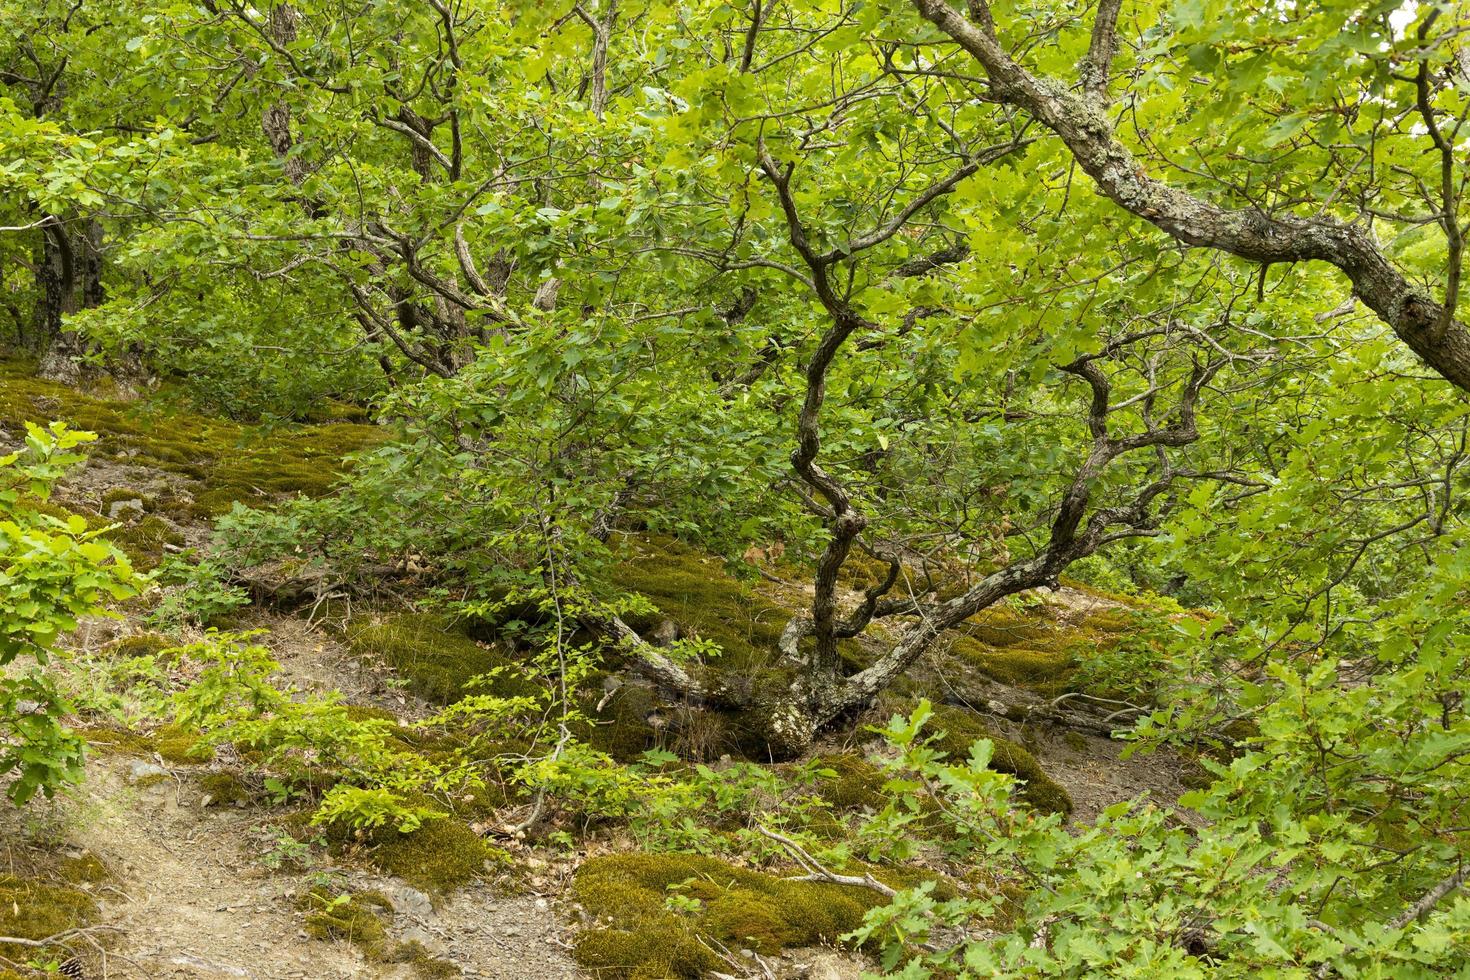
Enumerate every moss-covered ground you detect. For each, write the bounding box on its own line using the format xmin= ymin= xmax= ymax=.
xmin=949 ymin=600 xmax=1145 ymax=699
xmin=344 ymin=613 xmax=540 ymax=706
xmin=307 ymin=802 xmax=510 ymax=895
xmin=0 ymin=357 xmax=1188 ymax=978
xmin=298 ymin=886 xmax=460 ymax=977
xmin=926 ymin=704 xmax=1073 ymax=815
xmin=573 ymin=852 xmax=887 ymax=978
xmin=0 ymin=358 xmax=382 ymax=520
xmin=0 ymin=850 xmax=108 ymax=971
xmin=610 ymin=534 xmax=795 ymax=675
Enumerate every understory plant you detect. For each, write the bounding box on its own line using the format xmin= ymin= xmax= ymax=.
xmin=0 ymin=422 xmax=139 ymax=803
xmin=850 ymin=700 xmax=1470 ymax=979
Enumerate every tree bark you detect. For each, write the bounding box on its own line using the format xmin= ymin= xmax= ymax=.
xmin=31 ymin=219 xmax=69 ymax=354
xmin=32 ymin=216 xmax=104 ymax=379
xmin=910 ymin=0 xmax=1470 ymax=394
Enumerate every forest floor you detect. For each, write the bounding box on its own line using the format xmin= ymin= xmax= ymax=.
xmin=1 ymin=615 xmax=581 ymax=980
xmin=1 ymin=368 xmax=1197 ymax=978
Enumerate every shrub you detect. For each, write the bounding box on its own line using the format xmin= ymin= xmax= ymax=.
xmin=0 ymin=423 xmax=140 ymax=803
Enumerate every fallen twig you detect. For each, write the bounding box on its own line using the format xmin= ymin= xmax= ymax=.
xmin=757 ymin=826 xmax=897 ymax=898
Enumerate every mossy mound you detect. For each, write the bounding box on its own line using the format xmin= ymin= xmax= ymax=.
xmin=199 ymin=771 xmax=255 ymax=807
xmin=962 ymin=604 xmax=1064 ymax=649
xmin=611 ymin=535 xmax=792 ymax=674
xmin=813 ymin=752 xmax=887 ymax=812
xmin=102 ymin=514 xmax=186 ymax=569
xmin=156 ymin=723 xmax=212 ymax=763
xmin=301 ymin=885 xmax=465 ymax=977
xmin=101 ymin=632 xmax=175 ymax=660
xmin=381 ymin=939 xmax=463 ymax=977
xmin=611 ymin=534 xmax=876 ymax=759
xmin=81 ymin=722 xmax=212 ymax=764
xmin=949 ymin=635 xmax=1077 ymax=694
xmin=301 ymin=397 xmax=372 ymax=425
xmin=951 ymin=601 xmax=1158 ymax=701
xmin=0 ymin=364 xmax=382 ymax=519
xmin=948 ymin=603 xmax=1081 ymax=697
xmin=346 ymin=613 xmax=539 ymax=705
xmin=56 ymin=852 xmax=110 ymax=886
xmin=928 ymin=705 xmax=1072 ymax=816
xmin=81 ymin=725 xmax=157 ymax=757
xmin=0 ymin=874 xmax=97 ymax=963
xmin=577 ymin=680 xmax=661 ymax=762
xmin=99 ymin=486 xmax=155 ymax=513
xmin=318 ymin=811 xmax=509 ymax=895
xmin=299 ymin=886 xmax=391 ymax=953
xmin=191 ymin=424 xmax=380 ymax=517
xmin=22 ymin=493 xmax=182 ymax=570
xmin=573 ymin=853 xmax=885 ymax=978
xmin=573 ymin=924 xmax=718 ymax=980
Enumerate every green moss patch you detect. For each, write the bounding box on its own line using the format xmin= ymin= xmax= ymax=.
xmin=81 ymin=726 xmax=157 ymax=757
xmin=573 ymin=853 xmax=886 ymax=978
xmin=101 ymin=632 xmax=175 ymax=660
xmin=0 ymin=874 xmax=97 ymax=963
xmin=102 ymin=514 xmax=186 ymax=569
xmin=0 ymin=365 xmax=383 ymax=520
xmin=156 ymin=723 xmax=212 ymax=763
xmin=100 ymin=486 xmax=155 ymax=513
xmin=299 ymin=886 xmax=394 ymax=957
xmin=611 ymin=535 xmax=875 ymax=759
xmin=199 ymin=771 xmax=255 ymax=807
xmin=611 ymin=535 xmax=792 ymax=674
xmin=322 ymin=813 xmax=509 ymax=895
xmin=950 ymin=635 xmax=1077 ymax=695
xmin=928 ymin=705 xmax=1072 ymax=816
xmin=813 ymin=752 xmax=887 ymax=812
xmin=382 ymin=939 xmax=463 ymax=978
xmin=576 ymin=680 xmax=660 ymax=762
xmin=947 ymin=603 xmax=1081 ymax=697
xmin=346 ymin=613 xmax=538 ymax=705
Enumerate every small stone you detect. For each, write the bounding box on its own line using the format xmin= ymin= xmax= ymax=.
xmin=108 ymin=498 xmax=144 ymax=519
xmin=128 ymin=760 xmax=168 ymax=783
xmin=383 ymin=883 xmax=434 ymax=919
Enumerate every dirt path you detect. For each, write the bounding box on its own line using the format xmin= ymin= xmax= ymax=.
xmin=59 ymin=754 xmax=578 ymax=979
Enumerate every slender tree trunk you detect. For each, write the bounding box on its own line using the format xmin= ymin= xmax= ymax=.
xmin=31 ymin=220 xmax=69 ymax=355
xmin=33 ymin=216 xmax=105 ymax=380
xmin=80 ymin=219 xmax=104 ymax=308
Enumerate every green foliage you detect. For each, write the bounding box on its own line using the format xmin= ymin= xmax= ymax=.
xmin=925 ymin=705 xmax=1072 ymax=817
xmin=312 ymin=785 xmax=444 ymax=834
xmin=146 ymin=553 xmax=250 ymax=629
xmin=628 ymin=755 xmax=839 ymax=858
xmin=0 ymin=422 xmax=139 ymax=803
xmin=10 ymin=3 xmax=1470 ymax=974
xmin=847 ymin=701 xmax=1470 ymax=977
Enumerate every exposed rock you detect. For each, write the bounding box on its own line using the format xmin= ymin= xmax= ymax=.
xmin=382 ymin=882 xmax=435 ymax=920
xmin=108 ymin=497 xmax=145 ymax=519
xmin=128 ymin=760 xmax=169 ymax=783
